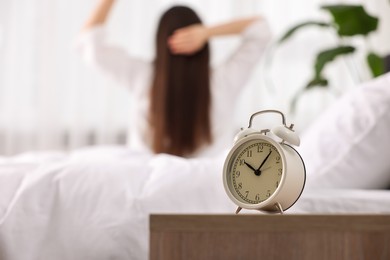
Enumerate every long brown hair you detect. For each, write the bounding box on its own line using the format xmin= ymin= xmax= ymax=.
xmin=149 ymin=6 xmax=212 ymax=157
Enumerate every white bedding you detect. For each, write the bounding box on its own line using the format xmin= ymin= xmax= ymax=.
xmin=0 ymin=146 xmax=389 ymax=260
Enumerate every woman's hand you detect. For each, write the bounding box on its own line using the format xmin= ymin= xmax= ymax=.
xmin=168 ymin=24 xmax=208 ymax=55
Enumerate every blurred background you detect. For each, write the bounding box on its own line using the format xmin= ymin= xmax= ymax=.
xmin=0 ymin=0 xmax=389 ymax=155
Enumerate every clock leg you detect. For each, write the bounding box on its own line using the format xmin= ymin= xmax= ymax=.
xmin=235 ymin=207 xmax=242 ymax=214
xmin=274 ymin=202 xmax=284 ymax=214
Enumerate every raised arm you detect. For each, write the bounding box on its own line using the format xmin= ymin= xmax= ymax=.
xmin=206 ymin=16 xmax=262 ymax=36
xmin=168 ymin=16 xmax=262 ymax=55
xmin=81 ymin=0 xmax=116 ymax=33
xmin=76 ymin=0 xmax=151 ymax=90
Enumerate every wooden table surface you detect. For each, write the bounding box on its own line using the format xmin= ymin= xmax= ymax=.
xmin=150 ymin=214 xmax=390 ymax=260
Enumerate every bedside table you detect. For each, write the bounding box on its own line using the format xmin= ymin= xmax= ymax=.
xmin=150 ymin=214 xmax=390 ymax=260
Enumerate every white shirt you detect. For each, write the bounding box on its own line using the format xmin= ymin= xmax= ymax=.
xmin=76 ymin=20 xmax=272 ymax=158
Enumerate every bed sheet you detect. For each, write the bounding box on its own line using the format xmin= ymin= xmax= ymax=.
xmin=291 ymin=189 xmax=390 ymax=214
xmin=0 ymin=146 xmax=389 ymax=260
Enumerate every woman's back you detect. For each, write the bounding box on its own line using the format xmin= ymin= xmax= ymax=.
xmin=77 ymin=2 xmax=272 ymax=157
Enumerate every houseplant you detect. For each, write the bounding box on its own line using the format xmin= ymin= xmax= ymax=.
xmin=276 ymin=4 xmax=388 ymax=109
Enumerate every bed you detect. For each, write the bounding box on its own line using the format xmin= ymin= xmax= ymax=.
xmin=1 ymin=73 xmax=390 ymax=259
xmin=0 ymin=145 xmax=389 ymax=260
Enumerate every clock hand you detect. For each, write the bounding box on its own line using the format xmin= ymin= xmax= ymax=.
xmin=244 ymin=161 xmax=257 ymax=172
xmin=261 ymin=166 xmax=271 ymax=172
xmin=257 ymin=151 xmax=272 ymax=172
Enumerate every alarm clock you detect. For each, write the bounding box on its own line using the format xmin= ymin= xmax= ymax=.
xmin=222 ymin=110 xmax=306 ymax=214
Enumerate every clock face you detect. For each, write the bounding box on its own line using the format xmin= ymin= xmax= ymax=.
xmin=226 ymin=139 xmax=283 ymax=205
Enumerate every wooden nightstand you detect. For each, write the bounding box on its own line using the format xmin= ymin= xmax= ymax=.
xmin=150 ymin=214 xmax=390 ymax=260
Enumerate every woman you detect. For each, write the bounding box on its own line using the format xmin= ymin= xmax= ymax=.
xmin=77 ymin=0 xmax=272 ymax=158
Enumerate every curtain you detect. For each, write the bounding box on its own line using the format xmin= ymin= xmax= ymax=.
xmin=0 ymin=0 xmax=388 ymax=155
xmin=0 ymin=0 xmax=132 ymax=154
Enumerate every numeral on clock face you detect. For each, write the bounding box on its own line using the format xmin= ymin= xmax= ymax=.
xmin=230 ymin=140 xmax=283 ymax=204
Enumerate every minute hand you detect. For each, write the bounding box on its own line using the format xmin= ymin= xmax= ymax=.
xmin=257 ymin=151 xmax=272 ymax=171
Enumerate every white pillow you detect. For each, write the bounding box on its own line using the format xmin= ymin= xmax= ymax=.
xmin=298 ymin=72 xmax=390 ymax=189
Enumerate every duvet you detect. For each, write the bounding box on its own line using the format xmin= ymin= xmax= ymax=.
xmin=0 ymin=146 xmax=389 ymax=260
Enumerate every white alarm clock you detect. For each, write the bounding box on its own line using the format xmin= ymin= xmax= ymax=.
xmin=223 ymin=110 xmax=306 ymax=214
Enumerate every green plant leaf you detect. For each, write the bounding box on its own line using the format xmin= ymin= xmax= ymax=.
xmin=278 ymin=21 xmax=333 ymax=44
xmin=306 ymin=77 xmax=329 ymax=88
xmin=314 ymin=45 xmax=356 ymax=78
xmin=321 ymin=5 xmax=378 ymax=36
xmin=367 ymin=52 xmax=385 ymax=77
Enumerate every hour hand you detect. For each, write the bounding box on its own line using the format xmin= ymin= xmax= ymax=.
xmin=244 ymin=162 xmax=257 ymax=172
